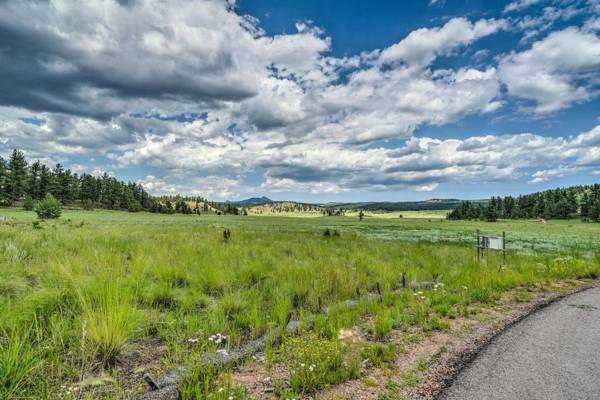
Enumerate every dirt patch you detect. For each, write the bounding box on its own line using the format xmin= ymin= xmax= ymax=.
xmin=74 ymin=337 xmax=169 ymax=399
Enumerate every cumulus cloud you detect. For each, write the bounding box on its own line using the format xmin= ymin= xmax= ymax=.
xmin=499 ymin=27 xmax=600 ymax=113
xmin=129 ymin=124 xmax=600 ymax=194
xmin=377 ymin=18 xmax=506 ymax=67
xmin=0 ymin=0 xmax=598 ymax=198
xmin=138 ymin=175 xmax=244 ymax=198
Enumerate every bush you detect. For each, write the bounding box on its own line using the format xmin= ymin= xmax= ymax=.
xmin=82 ymin=199 xmax=94 ymax=211
xmin=23 ymin=196 xmax=34 ymax=211
xmin=34 ymin=194 xmax=62 ymax=219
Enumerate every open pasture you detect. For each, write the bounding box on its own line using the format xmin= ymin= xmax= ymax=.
xmin=1 ymin=209 xmax=599 ymax=399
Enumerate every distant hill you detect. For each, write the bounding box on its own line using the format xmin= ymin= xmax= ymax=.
xmin=323 ymin=199 xmax=474 ymax=212
xmin=226 ymin=196 xmax=273 ymax=206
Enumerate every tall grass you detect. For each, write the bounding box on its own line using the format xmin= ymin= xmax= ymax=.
xmin=0 ymin=208 xmax=598 ymax=397
xmin=0 ymin=327 xmax=40 ymax=398
xmin=78 ymin=280 xmax=140 ymax=367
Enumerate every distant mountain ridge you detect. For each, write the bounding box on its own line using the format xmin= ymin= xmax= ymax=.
xmin=322 ymin=199 xmax=471 ymax=211
xmin=226 ymin=196 xmax=273 ymax=206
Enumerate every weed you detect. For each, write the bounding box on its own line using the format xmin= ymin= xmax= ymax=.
xmin=361 ymin=342 xmax=398 ymax=366
xmin=0 ymin=327 xmax=40 ymax=399
xmin=279 ymin=333 xmax=359 ymax=394
xmin=372 ymin=311 xmax=394 ymax=339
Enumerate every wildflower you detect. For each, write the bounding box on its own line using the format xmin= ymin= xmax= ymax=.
xmin=209 ymin=333 xmax=228 ymax=345
xmin=218 ymin=388 xmax=224 ymax=393
xmin=462 ymin=286 xmax=468 ymax=290
xmin=188 ymin=337 xmax=199 ymax=345
xmin=216 ymin=349 xmax=229 ymax=357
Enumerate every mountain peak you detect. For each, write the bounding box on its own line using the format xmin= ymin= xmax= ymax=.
xmin=226 ymin=196 xmax=273 ymax=206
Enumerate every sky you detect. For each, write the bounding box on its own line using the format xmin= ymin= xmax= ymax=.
xmin=0 ymin=0 xmax=599 ymax=202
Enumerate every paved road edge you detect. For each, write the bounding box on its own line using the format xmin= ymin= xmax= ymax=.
xmin=420 ymin=281 xmax=600 ymax=400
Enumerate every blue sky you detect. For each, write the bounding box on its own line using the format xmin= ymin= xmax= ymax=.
xmin=1 ymin=0 xmax=599 ymax=202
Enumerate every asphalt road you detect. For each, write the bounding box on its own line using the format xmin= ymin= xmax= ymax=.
xmin=438 ymin=286 xmax=600 ymax=400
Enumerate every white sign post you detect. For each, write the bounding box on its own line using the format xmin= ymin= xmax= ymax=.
xmin=477 ymin=230 xmax=506 ymax=262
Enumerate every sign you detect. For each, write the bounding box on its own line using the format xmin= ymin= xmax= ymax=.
xmin=480 ymin=236 xmax=504 ymax=250
xmin=477 ymin=230 xmax=506 ymax=262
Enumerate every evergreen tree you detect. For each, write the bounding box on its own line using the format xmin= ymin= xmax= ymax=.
xmin=23 ymin=195 xmax=34 ymax=211
xmin=0 ymin=156 xmax=8 ymax=205
xmin=7 ymin=149 xmax=28 ymax=203
xmin=581 ymin=192 xmax=590 ymax=220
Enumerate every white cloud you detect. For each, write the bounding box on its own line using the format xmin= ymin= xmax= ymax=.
xmin=504 ymin=0 xmax=546 ymax=13
xmin=499 ymin=27 xmax=600 ymax=113
xmin=0 ymin=1 xmax=598 ymax=198
xmin=378 ymin=18 xmax=506 ymax=67
xmin=528 ymin=165 xmax=582 ymax=183
xmin=138 ymin=175 xmax=246 ymax=199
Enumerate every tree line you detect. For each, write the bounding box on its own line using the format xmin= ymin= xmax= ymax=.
xmin=447 ymin=185 xmax=600 ymax=222
xmin=0 ymin=149 xmax=208 ymax=214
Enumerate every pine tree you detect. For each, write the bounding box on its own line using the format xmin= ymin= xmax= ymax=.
xmin=581 ymin=192 xmax=590 ymax=220
xmin=7 ymin=149 xmax=28 ymax=203
xmin=0 ymin=156 xmax=8 ymax=205
xmin=28 ymin=160 xmax=41 ymax=199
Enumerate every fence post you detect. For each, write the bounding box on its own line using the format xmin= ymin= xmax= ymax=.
xmin=476 ymin=229 xmax=480 ymax=262
xmin=503 ymin=231 xmax=506 ymax=263
xmin=401 ymin=272 xmax=406 ymax=289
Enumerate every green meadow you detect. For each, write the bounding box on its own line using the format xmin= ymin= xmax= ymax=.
xmin=1 ymin=209 xmax=599 ymax=399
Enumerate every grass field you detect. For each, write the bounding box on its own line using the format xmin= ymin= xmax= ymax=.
xmin=1 ymin=208 xmax=599 ymax=399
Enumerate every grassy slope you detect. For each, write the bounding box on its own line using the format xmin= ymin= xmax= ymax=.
xmin=0 ymin=209 xmax=599 ymax=398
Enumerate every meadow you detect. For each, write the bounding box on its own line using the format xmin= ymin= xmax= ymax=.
xmin=1 ymin=208 xmax=599 ymax=399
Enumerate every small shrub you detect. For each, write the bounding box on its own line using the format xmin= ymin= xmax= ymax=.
xmin=323 ymin=228 xmax=340 ymax=237
xmin=23 ymin=196 xmax=34 ymax=211
xmin=82 ymin=199 xmax=94 ymax=211
xmin=33 ymin=193 xmax=62 ymax=219
xmin=127 ymin=201 xmax=142 ymax=212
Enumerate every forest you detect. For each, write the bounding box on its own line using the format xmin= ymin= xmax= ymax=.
xmin=448 ymin=185 xmax=600 ymax=222
xmin=0 ymin=149 xmax=241 ymax=215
